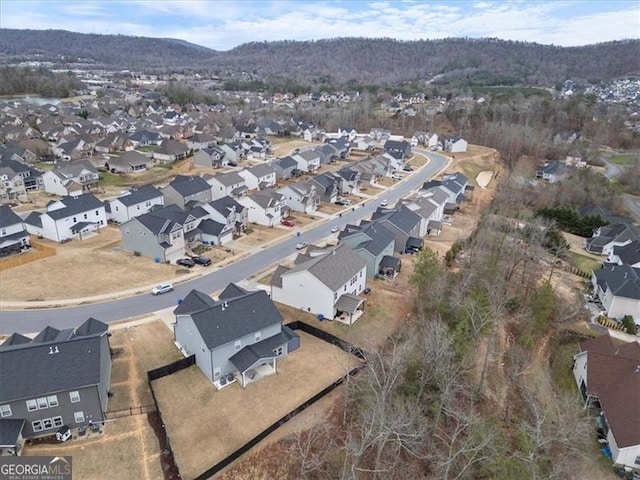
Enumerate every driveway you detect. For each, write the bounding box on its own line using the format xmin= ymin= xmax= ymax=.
xmin=0 ymin=151 xmax=450 ymax=334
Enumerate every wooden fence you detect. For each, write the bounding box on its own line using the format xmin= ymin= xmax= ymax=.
xmin=0 ymin=240 xmax=56 ymax=271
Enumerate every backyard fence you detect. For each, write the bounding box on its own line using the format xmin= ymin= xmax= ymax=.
xmin=0 ymin=240 xmax=56 ymax=271
xmin=147 ymin=354 xmax=195 ymax=381
xmin=105 ymin=404 xmax=155 ymax=419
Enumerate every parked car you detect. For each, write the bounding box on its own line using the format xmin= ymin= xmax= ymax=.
xmin=177 ymin=258 xmax=195 ymax=268
xmin=335 ymin=198 xmax=351 ymax=206
xmin=227 ymin=160 xmax=238 ymax=167
xmin=296 ymin=242 xmax=309 ymax=250
xmin=402 ymin=166 xmax=414 ymax=172
xmin=152 ymin=283 xmax=174 ymax=295
xmin=331 ymin=226 xmax=340 ymax=233
xmin=281 ymin=219 xmax=295 ymax=227
xmin=391 ymin=174 xmax=403 ymax=180
xmin=380 ymin=199 xmax=389 ymax=206
xmin=192 ymin=256 xmax=212 ymax=266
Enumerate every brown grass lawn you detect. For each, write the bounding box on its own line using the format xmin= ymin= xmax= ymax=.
xmin=152 ymin=331 xmax=361 ymax=480
xmin=234 ymin=224 xmax=293 ymax=249
xmin=268 ymin=139 xmax=323 ymax=157
xmin=0 ymin=226 xmax=182 ymax=301
xmin=22 ymin=321 xmax=180 ymax=480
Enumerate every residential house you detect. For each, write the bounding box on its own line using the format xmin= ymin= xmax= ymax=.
xmin=120 ymin=209 xmax=185 ymax=262
xmin=406 ymin=187 xmax=448 ymax=235
xmin=161 ymin=175 xmax=212 ymax=210
xmin=338 ymin=222 xmax=397 ymax=278
xmin=536 ymin=161 xmax=569 ymax=184
xmin=292 ymin=150 xmax=321 ymax=173
xmin=0 ymin=158 xmax=43 ymax=194
xmin=42 ymin=161 xmax=99 ymax=197
xmin=608 ymin=240 xmax=640 ymax=268
xmin=153 ymin=140 xmax=189 ymax=164
xmin=127 ymin=130 xmax=163 ymax=148
xmin=337 ymin=127 xmax=358 ymax=141
xmin=422 ymin=172 xmax=469 ymax=212
xmin=201 ymin=196 xmax=247 ymax=237
xmin=0 ymin=318 xmax=112 ymax=442
xmin=592 ymin=263 xmax=640 ymax=322
xmin=444 ymin=137 xmax=468 ymax=153
xmin=109 ymin=185 xmax=164 ymax=224
xmin=219 ymin=143 xmax=242 ymax=165
xmin=193 ymin=146 xmax=227 ymax=169
xmin=206 ymin=172 xmax=248 ymax=200
xmin=105 ymin=151 xmax=151 ymax=174
xmin=237 ymin=164 xmax=277 ymax=191
xmin=0 ymin=205 xmax=30 ymax=257
xmin=94 ymin=132 xmax=129 ymax=154
xmin=173 ymin=284 xmax=299 ymax=388
xmin=350 ymin=136 xmax=375 ymax=151
xmin=371 ymin=205 xmax=424 ymax=253
xmin=270 ymin=244 xmax=368 ymax=325
xmin=586 ymin=223 xmax=640 ymax=256
xmin=277 ymin=181 xmax=320 ymax=214
xmin=383 ymin=139 xmax=412 ymax=161
xmin=24 ymin=193 xmax=106 ymax=242
xmin=572 ymin=334 xmax=640 ymax=474
xmin=272 ymin=156 xmax=299 ymax=181
xmin=239 ymin=190 xmax=286 ymax=227
xmin=411 ymin=131 xmax=438 ymax=149
xmin=336 ymin=167 xmax=361 ymax=195
xmin=311 ymin=172 xmax=342 ymax=204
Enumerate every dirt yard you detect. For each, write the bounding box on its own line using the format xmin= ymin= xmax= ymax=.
xmin=152 ymin=331 xmax=361 ymax=480
xmin=268 ymin=139 xmax=323 ymax=158
xmin=23 ymin=320 xmax=181 ymax=480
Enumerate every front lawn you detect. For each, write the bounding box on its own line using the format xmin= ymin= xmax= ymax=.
xmin=566 ymin=251 xmax=601 ymax=275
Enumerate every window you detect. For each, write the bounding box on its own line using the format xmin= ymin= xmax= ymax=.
xmin=234 ymin=340 xmax=241 ymax=351
xmin=95 ymin=210 xmax=99 ymax=215
xmin=53 ymin=416 xmax=64 ymax=427
xmin=69 ymin=391 xmax=80 ymax=403
xmin=43 ymin=418 xmax=53 ymax=430
xmin=83 ymin=213 xmax=88 ymax=220
xmin=37 ymin=397 xmax=48 ymax=409
xmin=47 ymin=395 xmax=58 ymax=407
xmin=72 ymin=217 xmax=76 ymax=223
xmin=26 ymin=399 xmax=38 ymax=412
xmin=274 ymin=346 xmax=284 ymax=356
xmin=32 ymin=420 xmax=44 ymax=432
xmin=0 ymin=404 xmax=11 ymax=417
xmin=74 ymin=411 xmax=84 ymax=423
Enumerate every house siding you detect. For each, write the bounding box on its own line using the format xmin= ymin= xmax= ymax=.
xmin=120 ymin=219 xmax=184 ymax=262
xmin=174 ymin=315 xmax=213 ymax=380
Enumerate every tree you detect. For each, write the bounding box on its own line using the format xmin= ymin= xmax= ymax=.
xmin=621 ymin=315 xmax=638 ymax=335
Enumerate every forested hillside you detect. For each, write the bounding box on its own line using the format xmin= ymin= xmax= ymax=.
xmin=1 ymin=29 xmax=638 ymax=87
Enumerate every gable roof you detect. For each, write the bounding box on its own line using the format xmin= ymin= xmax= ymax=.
xmin=0 ymin=205 xmax=23 ymax=229
xmin=272 ymin=244 xmax=366 ymax=292
xmin=372 ymin=205 xmax=422 ymax=234
xmin=593 ymin=263 xmax=640 ymax=300
xmin=45 ymin=193 xmax=104 ymax=221
xmin=612 ymin=240 xmax=640 ymax=265
xmin=174 ymin=289 xmax=216 ymax=316
xmin=166 ymin=175 xmax=211 ymax=197
xmin=115 ymin=184 xmax=163 ymax=207
xmin=188 ymin=290 xmax=283 ymax=350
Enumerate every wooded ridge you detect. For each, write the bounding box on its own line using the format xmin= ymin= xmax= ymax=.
xmin=1 ymin=29 xmax=638 ymax=86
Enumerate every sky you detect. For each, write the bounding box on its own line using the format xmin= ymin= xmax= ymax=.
xmin=0 ymin=0 xmax=638 ymax=51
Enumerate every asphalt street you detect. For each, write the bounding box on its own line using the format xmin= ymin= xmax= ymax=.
xmin=0 ymin=150 xmax=449 ymax=334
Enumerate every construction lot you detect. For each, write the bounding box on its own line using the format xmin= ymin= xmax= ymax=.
xmin=151 ymin=331 xmax=362 ymax=480
xmin=23 ymin=320 xmax=182 ymax=480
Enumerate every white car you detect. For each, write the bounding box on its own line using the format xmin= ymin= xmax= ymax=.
xmin=380 ymin=199 xmax=389 ymax=206
xmin=331 ymin=226 xmax=340 ymax=233
xmin=151 ymin=283 xmax=174 ymax=295
xmin=296 ymin=242 xmax=309 ymax=250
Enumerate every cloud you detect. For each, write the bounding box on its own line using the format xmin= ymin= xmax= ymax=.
xmin=0 ymin=0 xmax=637 ymax=50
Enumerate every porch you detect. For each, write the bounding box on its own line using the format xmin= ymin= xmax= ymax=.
xmin=335 ymin=293 xmax=365 ymax=326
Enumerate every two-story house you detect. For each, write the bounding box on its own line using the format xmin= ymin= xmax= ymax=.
xmin=238 ymin=190 xmax=286 ymax=227
xmin=592 ymin=263 xmax=640 ymax=322
xmin=120 ymin=209 xmax=185 ymax=262
xmin=109 ymin=185 xmax=164 ymax=224
xmin=42 ymin=161 xmax=100 ymax=197
xmin=205 ymin=172 xmax=248 ymax=200
xmin=237 ymin=164 xmax=277 ymax=191
xmin=200 ymin=196 xmax=247 ymax=237
xmin=173 ymin=284 xmax=299 ymax=388
xmin=0 ymin=205 xmax=30 ymax=257
xmin=161 ymin=175 xmax=212 ymax=210
xmin=0 ymin=317 xmax=112 ymax=447
xmin=338 ymin=222 xmax=397 ymax=279
xmin=24 ymin=193 xmax=107 ymax=243
xmin=270 ymin=244 xmax=368 ymax=325
xmin=277 ymin=181 xmax=320 ymax=214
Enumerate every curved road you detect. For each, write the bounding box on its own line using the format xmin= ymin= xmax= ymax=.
xmin=0 ymin=151 xmax=449 ymax=334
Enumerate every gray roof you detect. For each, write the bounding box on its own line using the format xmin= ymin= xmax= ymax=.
xmin=273 ymin=244 xmax=367 ymax=292
xmin=155 ymin=140 xmax=189 ymax=155
xmin=248 ymin=190 xmax=283 ymax=209
xmin=210 ymin=171 xmax=244 ymax=187
xmin=174 ymin=289 xmax=216 ymax=316
xmin=613 ymin=240 xmax=640 ymax=265
xmin=1 ymin=332 xmax=31 ymax=347
xmin=372 ymin=205 xmax=422 ymax=234
xmin=189 ymin=290 xmax=284 ymax=350
xmin=23 ymin=211 xmax=43 ymax=228
xmin=115 ymin=184 xmax=163 ymax=207
xmin=45 ymin=194 xmax=104 ymax=221
xmin=131 ymin=212 xmax=178 ymax=235
xmin=0 ymin=419 xmax=25 ymax=447
xmin=228 ymin=329 xmax=295 ymax=373
xmin=74 ymin=317 xmax=108 ymax=337
xmin=274 ymin=156 xmax=298 ymax=169
xmin=0 ymin=334 xmax=105 ymax=403
xmin=335 ymin=293 xmax=364 ymax=314
xmin=594 ymin=264 xmax=640 ymax=300
xmin=0 ymin=205 xmax=23 ymax=229
xmin=247 ymin=163 xmax=276 ymax=178
xmin=219 ymin=282 xmax=248 ymax=300
xmin=198 ymin=218 xmax=227 ymax=236
xmin=166 ymin=175 xmax=211 ymax=196
xmin=109 ymin=151 xmax=149 ymax=167
xmin=340 ymin=222 xmax=396 ymax=256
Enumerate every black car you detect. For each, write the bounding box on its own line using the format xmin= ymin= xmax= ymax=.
xmin=192 ymin=256 xmax=212 ymax=266
xmin=227 ymin=160 xmax=238 ymax=167
xmin=176 ymin=258 xmax=195 ymax=268
xmin=402 ymin=166 xmax=414 ymax=172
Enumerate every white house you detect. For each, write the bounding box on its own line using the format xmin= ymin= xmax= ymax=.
xmin=42 ymin=161 xmax=100 ymax=197
xmin=277 ymin=181 xmax=320 ymax=214
xmin=238 ymin=190 xmax=286 ymax=227
xmin=592 ymin=263 xmax=640 ymax=322
xmin=292 ymin=151 xmax=321 ymax=172
xmin=205 ymin=172 xmax=248 ymax=200
xmin=572 ymin=334 xmax=640 ymax=475
xmin=237 ymin=164 xmax=277 ymax=191
xmin=444 ymin=137 xmax=468 ymax=153
xmin=109 ymin=185 xmax=164 ymax=224
xmin=270 ymin=244 xmax=367 ymax=325
xmin=24 ymin=193 xmax=107 ymax=242
xmin=0 ymin=205 xmax=30 ymax=256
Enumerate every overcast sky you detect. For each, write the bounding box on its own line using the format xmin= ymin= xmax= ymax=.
xmin=1 ymin=0 xmax=638 ymax=51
